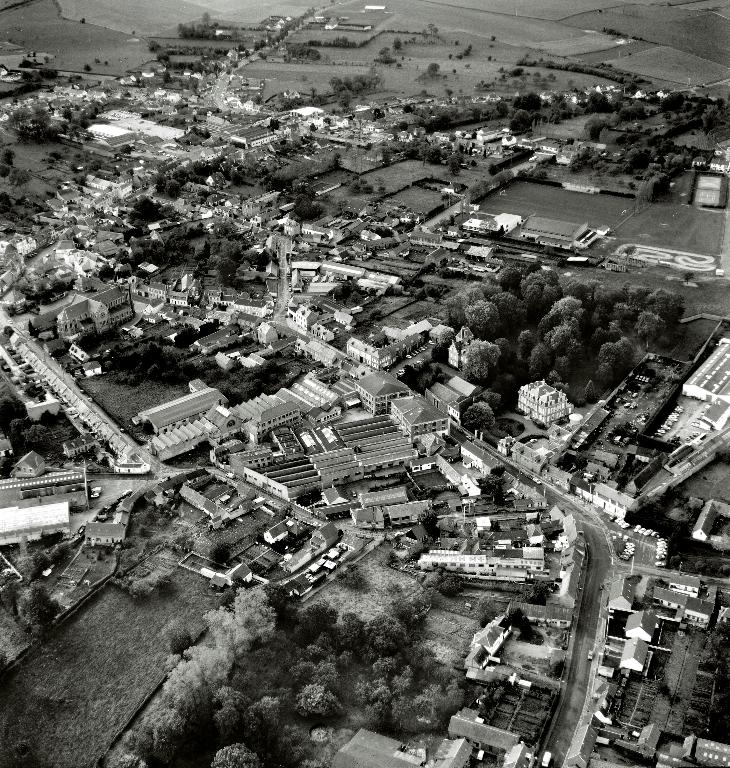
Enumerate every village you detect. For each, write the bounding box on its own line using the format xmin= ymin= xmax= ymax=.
xmin=1 ymin=2 xmax=730 ymax=768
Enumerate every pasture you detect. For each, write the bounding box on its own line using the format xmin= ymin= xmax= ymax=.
xmin=0 ymin=563 xmax=216 ymax=768
xmin=562 ymin=6 xmax=730 ymax=68
xmin=478 ymin=180 xmax=629 ymax=229
xmin=243 ymin=60 xmax=372 ymax=99
xmin=602 ymin=46 xmax=730 ymax=85
xmin=0 ymin=0 xmax=150 ymax=74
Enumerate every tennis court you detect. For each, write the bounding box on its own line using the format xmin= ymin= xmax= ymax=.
xmin=693 ymin=174 xmax=727 ymax=208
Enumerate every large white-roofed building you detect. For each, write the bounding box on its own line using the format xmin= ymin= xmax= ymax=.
xmin=683 ymin=339 xmax=730 ymax=404
xmin=0 ymin=501 xmax=70 ymax=545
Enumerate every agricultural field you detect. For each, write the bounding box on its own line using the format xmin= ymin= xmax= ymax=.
xmin=0 ymin=0 xmax=151 ymax=73
xmin=531 ymin=32 xmax=622 ymax=56
xmin=478 ymin=180 xmax=629 ymax=230
xmin=601 ymin=46 xmax=730 ymax=85
xmin=0 ymin=560 xmax=217 ymax=768
xmin=562 ymin=6 xmax=730 ymax=68
xmin=57 ymin=0 xmax=209 ymax=34
xmin=243 ymin=60 xmax=372 ymax=99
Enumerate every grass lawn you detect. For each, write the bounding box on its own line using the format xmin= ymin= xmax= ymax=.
xmin=0 ymin=561 xmax=217 ymax=768
xmin=78 ymin=374 xmax=188 ymax=430
xmin=0 ymin=605 xmax=29 ymax=663
xmin=311 ymin=545 xmax=424 ymax=621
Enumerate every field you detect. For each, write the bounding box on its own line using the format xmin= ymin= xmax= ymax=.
xmin=601 ymin=45 xmax=730 ymax=85
xmin=78 ymin=374 xmax=188 ymax=432
xmin=0 ymin=606 xmax=28 ymax=663
xmin=562 ymin=6 xmax=730 ymax=68
xmin=57 ymin=0 xmax=315 ymax=33
xmin=612 ymin=201 xmax=724 ymax=256
xmin=478 ymin=180 xmax=629 ymax=229
xmin=0 ymin=558 xmax=217 ymax=768
xmin=311 ymin=545 xmax=424 ymax=621
xmin=0 ymin=0 xmax=151 ymax=73
xmin=531 ymin=32 xmax=622 ymax=56
xmin=243 ymin=60 xmax=372 ymax=100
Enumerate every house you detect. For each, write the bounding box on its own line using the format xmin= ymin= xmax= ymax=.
xmin=608 ymin=577 xmax=635 ymax=614
xmin=12 ymin=450 xmax=46 ymax=478
xmin=311 ymin=521 xmax=340 ymax=551
xmin=564 ymin=723 xmax=597 ymax=768
xmin=62 ymin=434 xmax=99 ymax=458
xmin=332 ymin=729 xmax=425 ymax=768
xmin=692 ymin=499 xmax=730 ymax=548
xmin=668 ymin=573 xmax=701 ymax=597
xmin=432 ymin=738 xmax=471 ymax=768
xmin=448 ymin=709 xmax=519 ymax=757
xmin=82 ymin=360 xmax=102 ymax=377
xmin=426 ymin=375 xmax=481 ymax=425
xmin=264 ymin=520 xmax=290 ymax=544
xmin=85 ymin=517 xmax=129 ymax=546
xmin=620 ymin=637 xmax=649 ymax=673
xmin=625 ymin=610 xmax=657 ymax=643
xmin=390 ymin=396 xmax=449 ymax=441
xmin=257 ymin=322 xmax=278 ymax=346
xmin=354 ymin=372 xmax=411 ymax=415
xmin=448 ymin=327 xmax=474 ymax=369
xmin=694 ymin=737 xmax=730 ymax=766
xmin=517 ymin=380 xmax=573 ymax=426
xmin=461 ymin=441 xmax=501 ymax=475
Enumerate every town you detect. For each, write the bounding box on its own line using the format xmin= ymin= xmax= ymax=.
xmin=0 ymin=2 xmax=729 ymax=768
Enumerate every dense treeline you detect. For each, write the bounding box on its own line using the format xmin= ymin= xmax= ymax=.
xmin=440 ymin=267 xmax=684 ymax=407
xmin=114 ymin=585 xmax=461 ymax=768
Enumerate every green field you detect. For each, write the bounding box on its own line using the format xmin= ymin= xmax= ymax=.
xmin=602 ymin=45 xmax=730 ymax=85
xmin=0 ymin=0 xmax=151 ymax=73
xmin=0 ymin=563 xmax=216 ymax=768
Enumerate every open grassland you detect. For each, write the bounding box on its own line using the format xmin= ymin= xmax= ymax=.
xmin=0 ymin=0 xmax=150 ymax=73
xmin=244 ymin=60 xmax=371 ymax=98
xmin=0 ymin=566 xmax=216 ymax=768
xmin=562 ymin=6 xmax=730 ymax=67
xmin=530 ymin=32 xmax=622 ymax=56
xmin=602 ymin=45 xmax=730 ymax=85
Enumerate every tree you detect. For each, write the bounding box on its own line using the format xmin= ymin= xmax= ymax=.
xmin=22 ymin=583 xmax=60 ymax=632
xmin=447 ymin=153 xmax=461 ymax=175
xmin=168 ymin=622 xmax=193 ymax=655
xmin=462 ymin=340 xmax=500 ymax=384
xmin=296 ymin=683 xmax=341 ymax=717
xmin=466 ymin=300 xmax=500 ymax=339
xmin=393 ymin=37 xmax=402 ymax=51
xmin=1 ymin=148 xmax=14 ymax=165
xmin=584 ymin=379 xmax=597 ymax=404
xmin=209 ymin=542 xmax=230 ymax=564
xmin=528 ymin=342 xmax=552 ymax=380
xmin=25 ymin=423 xmax=49 ymax=446
xmin=213 ymin=686 xmax=250 ymax=742
xmin=462 ymin=402 xmax=495 ymax=434
xmin=211 ymin=744 xmax=261 ymax=768
xmin=8 ymin=168 xmax=31 ymax=187
xmin=418 ymin=509 xmax=439 ymax=539
xmin=205 ymin=590 xmax=276 ymax=660
xmin=636 ymin=310 xmax=664 ymax=349
xmin=426 ymin=62 xmax=440 ymax=78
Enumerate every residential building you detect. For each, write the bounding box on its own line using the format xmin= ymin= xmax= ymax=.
xmin=390 ymin=396 xmax=449 ymax=441
xmin=668 ymin=573 xmax=701 ymax=597
xmin=426 ymin=375 xmax=481 ymax=425
xmin=62 ymin=435 xmax=99 ymax=458
xmin=419 ymin=547 xmax=545 ymax=580
xmin=608 ymin=577 xmax=635 ymax=614
xmin=448 ymin=709 xmax=519 ymax=757
xmin=448 ymin=327 xmax=474 ymax=369
xmin=625 ymin=610 xmax=657 ymax=643
xmin=620 ymin=637 xmax=649 ymax=673
xmin=12 ymin=451 xmax=46 ymax=478
xmin=517 ymin=380 xmax=573 ymax=426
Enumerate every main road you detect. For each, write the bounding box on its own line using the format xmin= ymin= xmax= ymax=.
xmin=450 ymin=427 xmax=613 ymax=764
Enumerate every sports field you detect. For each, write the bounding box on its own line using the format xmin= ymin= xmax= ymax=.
xmin=694 ymin=175 xmax=726 ymax=208
xmin=478 ymin=180 xmax=629 ymax=229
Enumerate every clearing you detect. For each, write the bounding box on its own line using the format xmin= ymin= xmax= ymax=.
xmin=0 ymin=556 xmax=217 ymax=768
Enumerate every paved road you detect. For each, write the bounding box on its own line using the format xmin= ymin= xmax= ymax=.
xmin=274 ymin=247 xmax=290 ymax=320
xmin=450 ymin=427 xmax=613 ymax=764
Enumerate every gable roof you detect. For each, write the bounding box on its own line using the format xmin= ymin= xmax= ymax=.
xmin=332 ymin=729 xmax=424 ymax=768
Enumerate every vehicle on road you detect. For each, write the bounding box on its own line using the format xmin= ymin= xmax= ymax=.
xmin=89 ymin=486 xmax=101 ymax=499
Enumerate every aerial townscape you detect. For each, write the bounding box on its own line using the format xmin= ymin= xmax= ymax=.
xmin=0 ymin=1 xmax=729 ymax=768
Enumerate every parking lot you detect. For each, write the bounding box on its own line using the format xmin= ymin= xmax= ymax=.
xmin=650 ymin=394 xmax=716 ymax=445
xmin=610 ymin=524 xmax=667 ymax=569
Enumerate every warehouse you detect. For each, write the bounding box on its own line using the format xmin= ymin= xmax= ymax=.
xmin=519 ymin=215 xmax=590 ymax=250
xmin=0 ymin=501 xmax=70 ymax=545
xmin=682 ymin=339 xmax=730 ymax=404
